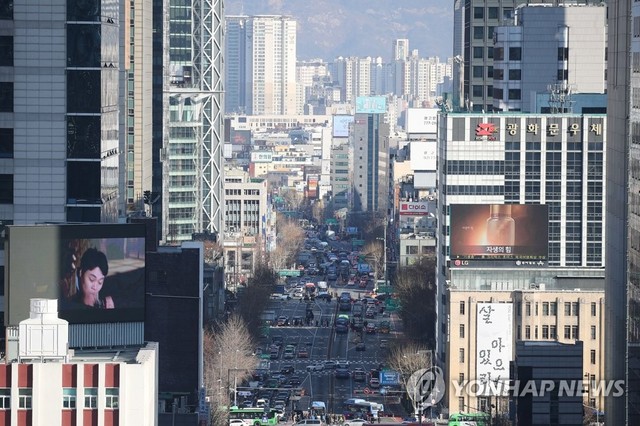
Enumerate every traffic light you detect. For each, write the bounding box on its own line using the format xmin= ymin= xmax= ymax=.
xmin=143 ymin=190 xmax=151 ymax=205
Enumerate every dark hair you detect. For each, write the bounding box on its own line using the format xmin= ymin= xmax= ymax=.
xmin=80 ymin=248 xmax=108 ymax=276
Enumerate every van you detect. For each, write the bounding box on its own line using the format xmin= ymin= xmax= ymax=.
xmin=294 ymin=420 xmax=322 ymax=426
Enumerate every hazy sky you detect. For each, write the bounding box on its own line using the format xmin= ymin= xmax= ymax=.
xmin=225 ymin=0 xmax=454 ymax=62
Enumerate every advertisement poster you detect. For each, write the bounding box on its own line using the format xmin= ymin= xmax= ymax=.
xmin=450 ymin=204 xmax=548 ymax=260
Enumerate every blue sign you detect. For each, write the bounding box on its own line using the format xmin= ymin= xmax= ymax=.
xmin=356 ymin=96 xmax=387 ymax=114
xmin=380 ymin=370 xmax=400 ymax=386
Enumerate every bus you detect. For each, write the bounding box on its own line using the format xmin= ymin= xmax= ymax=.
xmin=447 ymin=412 xmax=490 ymax=426
xmin=343 ymin=399 xmax=384 ymax=420
xmin=229 ymin=407 xmax=279 ymax=426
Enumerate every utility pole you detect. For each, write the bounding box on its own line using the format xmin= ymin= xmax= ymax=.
xmin=383 ymin=219 xmax=388 ymax=286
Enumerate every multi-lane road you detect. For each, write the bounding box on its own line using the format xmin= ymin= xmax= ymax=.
xmin=260 ymin=281 xmax=405 ymax=418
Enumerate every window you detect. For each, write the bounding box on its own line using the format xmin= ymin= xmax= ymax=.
xmin=474 ymin=26 xmax=484 ymax=40
xmin=591 ymin=325 xmax=597 ymax=339
xmin=591 ymin=302 xmax=597 ymax=316
xmin=590 ymin=350 xmax=596 ymax=364
xmin=565 ymin=302 xmax=571 ymax=316
xmin=509 ymin=47 xmax=522 ymax=60
xmin=517 ymin=325 xmax=521 ymax=339
xmin=18 ymin=389 xmax=31 ymax=409
xmin=525 ymin=325 xmax=531 ymax=339
xmin=63 ymin=388 xmax=76 ymax=409
xmin=473 ymin=66 xmax=483 ymax=78
xmin=557 ymin=69 xmax=568 ymax=80
xmin=0 ymin=174 xmax=13 ymax=204
xmin=494 ymin=47 xmax=504 ymax=61
xmin=84 ymin=388 xmax=97 ymax=409
xmin=572 ymin=302 xmax=579 ymax=316
xmin=473 ymin=47 xmax=484 ymax=59
xmin=550 ymin=302 xmax=557 ymax=316
xmin=526 ymin=302 xmax=531 ymax=316
xmin=571 ymin=325 xmax=579 ymax=339
xmin=0 ymin=128 xmax=13 ymax=158
xmin=543 ymin=302 xmax=549 ymax=316
xmin=106 ymin=388 xmax=119 ymax=409
xmin=0 ymin=389 xmax=9 ymax=409
xmin=459 ymin=348 xmax=465 ymax=363
xmin=509 ymin=69 xmax=521 ymax=80
xmin=564 ymin=325 xmax=571 ymax=339
xmin=460 ymin=301 xmax=465 ymax=315
xmin=517 ymin=302 xmax=522 ymax=316
xmin=459 ymin=397 xmax=465 ymax=412
xmin=459 ymin=373 xmax=465 ymax=384
xmin=558 ymin=47 xmax=569 ymax=61
xmin=0 ymin=82 xmax=13 ymax=112
xmin=472 ymin=85 xmax=483 ymax=97
xmin=535 ymin=303 xmax=539 ymax=316
xmin=0 ymin=36 xmax=12 ymax=67
xmin=488 ymin=7 xmax=499 ymax=19
xmin=534 ymin=326 xmax=538 ymax=339
xmin=474 ymin=7 xmax=484 ymax=19
xmin=508 ymin=89 xmax=521 ymax=100
xmin=460 ymin=324 xmax=465 ymax=339
xmin=542 ymin=325 xmax=549 ymax=339
xmin=550 ymin=325 xmax=556 ymax=339
xmin=493 ymin=88 xmax=503 ymax=100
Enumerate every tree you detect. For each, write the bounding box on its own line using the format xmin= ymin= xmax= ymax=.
xmin=235 ymin=263 xmax=278 ymax=340
xmin=268 ymin=217 xmax=305 ymax=271
xmin=386 ymin=342 xmax=433 ymax=391
xmin=203 ymin=315 xmax=256 ymax=426
xmin=394 ymin=256 xmax=437 ymax=345
xmin=362 ymin=240 xmax=384 ymax=279
xmin=280 ymin=188 xmax=304 ymax=211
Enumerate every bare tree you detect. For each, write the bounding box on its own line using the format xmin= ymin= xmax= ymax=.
xmin=280 ymin=188 xmax=304 ymax=211
xmin=204 ymin=315 xmax=257 ymax=426
xmin=268 ymin=217 xmax=305 ymax=271
xmin=395 ymin=256 xmax=437 ymax=345
xmin=386 ymin=342 xmax=433 ymax=389
xmin=235 ymin=264 xmax=278 ymax=340
xmin=363 ymin=240 xmax=384 ymax=279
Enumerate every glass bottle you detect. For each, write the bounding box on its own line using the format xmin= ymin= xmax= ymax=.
xmin=486 ymin=205 xmax=515 ymax=246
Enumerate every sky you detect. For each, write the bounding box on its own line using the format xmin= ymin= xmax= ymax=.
xmin=224 ymin=0 xmax=454 ymax=62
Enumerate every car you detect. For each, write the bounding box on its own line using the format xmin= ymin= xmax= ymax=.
xmin=365 ymin=323 xmax=376 ymax=334
xmin=324 ymin=360 xmax=337 ymax=370
xmin=316 ymin=292 xmax=331 ymax=301
xmin=256 ymin=398 xmax=269 ymax=408
xmin=380 ymin=339 xmax=389 ymax=349
xmin=335 ymin=368 xmax=350 ymax=379
xmin=306 ymin=363 xmax=324 ymax=372
xmin=369 ymin=378 xmax=380 ymax=388
xmin=274 ymin=400 xmax=286 ymax=411
xmin=269 ymin=350 xmax=279 ymax=360
xmin=288 ymin=375 xmax=302 ymax=386
xmin=355 ymin=342 xmax=366 ymax=351
xmin=270 ymin=293 xmax=291 ymax=301
xmin=344 ymin=420 xmax=367 ymax=426
xmin=337 ymin=360 xmax=350 ymax=369
xmin=352 ymin=368 xmax=366 ymax=382
xmin=230 ymin=419 xmax=248 ymax=426
xmin=280 ymin=364 xmax=295 ymax=374
xmin=365 ymin=308 xmax=376 ymax=318
xmin=378 ymin=320 xmax=391 ymax=333
xmin=335 ymin=324 xmax=349 ymax=334
xmin=277 ymin=316 xmax=289 ymax=326
xmin=297 ymin=348 xmax=309 ymax=358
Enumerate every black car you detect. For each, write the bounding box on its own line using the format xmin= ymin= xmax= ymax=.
xmin=335 ymin=368 xmax=350 ymax=379
xmin=288 ymin=375 xmax=302 ymax=386
xmin=356 ymin=342 xmax=366 ymax=351
xmin=280 ymin=364 xmax=295 ymax=374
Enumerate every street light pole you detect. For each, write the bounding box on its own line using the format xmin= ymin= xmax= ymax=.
xmin=383 ymin=219 xmax=388 ymax=286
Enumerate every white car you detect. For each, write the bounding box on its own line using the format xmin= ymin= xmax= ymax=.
xmin=306 ymin=363 xmax=324 ymax=372
xmin=270 ymin=293 xmax=290 ymax=301
xmin=229 ymin=419 xmax=249 ymax=426
xmin=344 ymin=420 xmax=367 ymax=426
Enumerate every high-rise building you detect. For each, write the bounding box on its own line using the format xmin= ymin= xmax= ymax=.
xmin=492 ymin=4 xmax=607 ymax=112
xmin=605 ymin=0 xmax=640 ymax=422
xmin=120 ymin=0 xmax=154 ymax=217
xmin=165 ymin=0 xmax=224 ymax=243
xmin=393 ymin=39 xmax=410 ymax=61
xmin=332 ymin=57 xmax=372 ymax=104
xmin=0 ymin=1 xmax=121 ymax=225
xmin=225 ymin=15 xmax=297 ymax=115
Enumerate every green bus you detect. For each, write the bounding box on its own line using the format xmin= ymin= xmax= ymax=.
xmin=448 ymin=412 xmax=490 ymax=426
xmin=229 ymin=407 xmax=279 ymax=426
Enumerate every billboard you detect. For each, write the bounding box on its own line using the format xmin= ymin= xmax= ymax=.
xmin=230 ymin=129 xmax=251 ymax=145
xmin=355 ymin=96 xmax=387 ymax=114
xmin=476 ymin=303 xmax=513 ymax=396
xmin=250 ymin=151 xmax=273 ymax=163
xmin=450 ymin=204 xmax=548 ymax=260
xmin=6 ymin=224 xmax=146 ymax=326
xmin=333 ymin=115 xmax=354 ymax=138
xmin=399 ymin=201 xmax=430 ymax=216
xmin=405 ymin=108 xmax=438 ymax=134
xmin=410 ymin=141 xmax=437 ymax=171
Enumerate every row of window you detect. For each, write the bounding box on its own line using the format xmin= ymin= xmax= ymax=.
xmin=0 ymin=388 xmax=118 ymax=410
xmin=459 ymin=301 xmax=598 ymax=317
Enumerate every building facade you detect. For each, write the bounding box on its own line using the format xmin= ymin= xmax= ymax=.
xmin=330 ymin=141 xmax=351 ymax=210
xmin=165 ymin=0 xmax=224 ymax=243
xmin=492 ymin=4 xmax=607 ymax=112
xmin=605 ymin=0 xmax=640 ymax=422
xmin=447 ymin=287 xmax=604 ymax=416
xmin=436 ymin=113 xmax=607 ymax=362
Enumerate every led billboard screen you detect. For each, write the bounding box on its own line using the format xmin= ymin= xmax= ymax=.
xmin=355 ymin=96 xmax=387 ymax=114
xmin=6 ymin=224 xmax=146 ymax=326
xmin=332 ymin=115 xmax=354 ymax=138
xmin=450 ymin=204 xmax=548 ymax=260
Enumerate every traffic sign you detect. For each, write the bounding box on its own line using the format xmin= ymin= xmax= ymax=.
xmin=363 ymin=387 xmax=371 ymax=395
xmin=278 ymin=269 xmax=302 ymax=277
xmin=351 ymin=239 xmax=365 ymax=246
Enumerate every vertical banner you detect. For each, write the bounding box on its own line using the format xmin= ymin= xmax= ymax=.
xmin=476 ymin=303 xmax=513 ymax=396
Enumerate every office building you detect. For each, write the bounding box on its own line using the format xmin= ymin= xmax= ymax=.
xmin=447 ymin=287 xmax=604 ymax=416
xmin=225 ymin=15 xmax=297 ymax=115
xmin=436 ymin=112 xmax=606 ymax=363
xmin=492 ymin=4 xmax=607 ymax=112
xmin=605 ymin=0 xmax=640 ymax=422
xmin=393 ymin=39 xmax=410 ymax=61
xmin=165 ymin=0 xmax=224 ymax=243
xmin=330 ymin=141 xmax=351 ymax=210
xmin=352 ymin=112 xmax=391 ymax=215
xmin=0 ymin=1 xmax=120 ymax=225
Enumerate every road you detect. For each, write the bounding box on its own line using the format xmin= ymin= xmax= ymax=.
xmin=263 ymin=278 xmax=406 ymax=418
